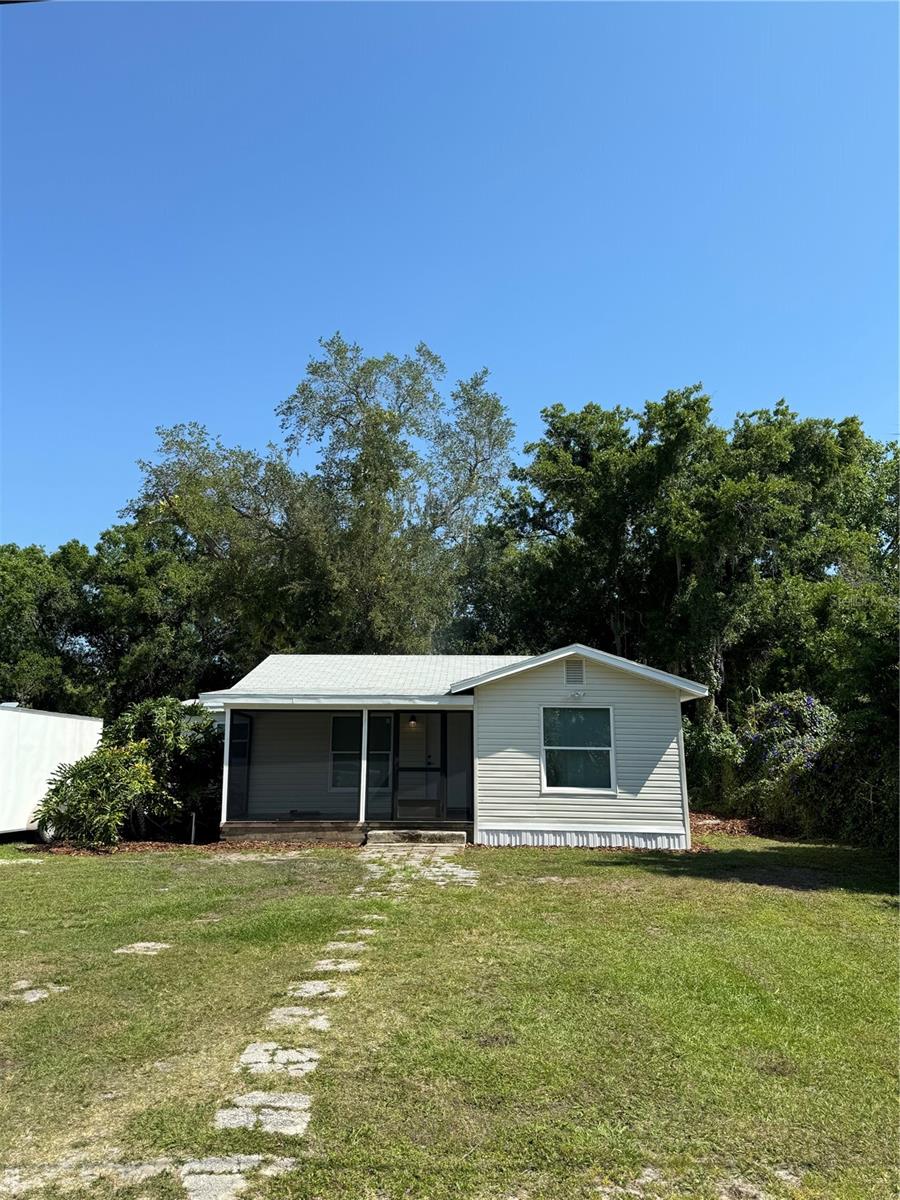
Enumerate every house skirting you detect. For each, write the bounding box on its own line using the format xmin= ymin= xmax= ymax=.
xmin=475 ymin=828 xmax=688 ymax=850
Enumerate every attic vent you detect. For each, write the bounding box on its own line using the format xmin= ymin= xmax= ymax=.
xmin=564 ymin=658 xmax=585 ymax=686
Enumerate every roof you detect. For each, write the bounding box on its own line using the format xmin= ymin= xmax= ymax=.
xmin=198 ymin=645 xmax=707 ymax=705
xmin=203 ymin=654 xmax=528 ymax=702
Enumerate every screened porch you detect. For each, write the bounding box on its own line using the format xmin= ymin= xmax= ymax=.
xmin=224 ymin=709 xmax=473 ymax=826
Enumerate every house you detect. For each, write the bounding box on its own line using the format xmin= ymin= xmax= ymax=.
xmin=198 ymin=644 xmax=707 ymax=849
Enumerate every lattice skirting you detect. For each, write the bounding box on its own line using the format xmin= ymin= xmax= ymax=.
xmin=475 ymin=828 xmax=688 ymax=850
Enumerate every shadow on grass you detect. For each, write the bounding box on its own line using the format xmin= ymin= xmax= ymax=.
xmin=587 ymin=840 xmax=898 ymax=896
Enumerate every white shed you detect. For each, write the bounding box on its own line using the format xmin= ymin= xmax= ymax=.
xmin=0 ymin=707 xmax=103 ymax=835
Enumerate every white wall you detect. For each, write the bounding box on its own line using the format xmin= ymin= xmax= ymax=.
xmin=474 ymin=658 xmax=689 ymax=849
xmin=0 ymin=708 xmax=103 ymax=834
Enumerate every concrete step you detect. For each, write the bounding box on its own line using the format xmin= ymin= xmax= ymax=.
xmin=365 ymin=829 xmax=467 ymax=846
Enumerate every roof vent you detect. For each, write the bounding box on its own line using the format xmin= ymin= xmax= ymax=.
xmin=564 ymin=658 xmax=585 ymax=686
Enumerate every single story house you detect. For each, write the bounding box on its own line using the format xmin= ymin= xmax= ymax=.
xmin=200 ymin=644 xmax=707 ymax=849
xmin=199 ymin=644 xmax=706 ymax=849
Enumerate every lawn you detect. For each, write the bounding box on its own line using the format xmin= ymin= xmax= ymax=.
xmin=0 ymin=834 xmax=895 ymax=1200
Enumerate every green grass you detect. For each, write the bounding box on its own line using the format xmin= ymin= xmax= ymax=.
xmin=0 ymin=835 xmax=895 ymax=1199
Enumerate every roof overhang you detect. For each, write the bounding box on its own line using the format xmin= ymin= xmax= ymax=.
xmin=447 ymin=643 xmax=708 ymax=701
xmin=197 ymin=692 xmax=475 ymax=710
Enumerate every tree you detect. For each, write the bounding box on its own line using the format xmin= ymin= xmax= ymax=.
xmin=276 ymin=333 xmax=515 ymax=650
xmin=0 ymin=541 xmax=96 ymax=712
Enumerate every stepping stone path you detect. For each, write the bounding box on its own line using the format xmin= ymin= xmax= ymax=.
xmin=210 ymin=843 xmax=478 ymax=1141
xmin=113 ymin=941 xmax=171 ymax=955
xmin=0 ymin=844 xmax=481 ymax=1194
xmin=0 ymin=1154 xmax=296 ymax=1199
xmin=214 ymin=1092 xmax=311 ymax=1135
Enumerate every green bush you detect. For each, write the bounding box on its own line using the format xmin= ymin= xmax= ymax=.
xmin=735 ymin=691 xmax=839 ymax=835
xmin=682 ymin=713 xmax=742 ymax=812
xmin=102 ymin=697 xmax=222 ymax=830
xmin=783 ymin=717 xmax=898 ymax=848
xmin=35 ymin=743 xmax=155 ymax=848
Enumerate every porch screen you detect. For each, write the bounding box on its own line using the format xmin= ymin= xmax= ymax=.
xmin=365 ymin=713 xmax=393 ymax=820
xmin=226 ymin=712 xmax=252 ymax=819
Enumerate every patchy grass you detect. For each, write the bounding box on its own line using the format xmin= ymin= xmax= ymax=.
xmin=0 ymin=835 xmax=895 ymax=1200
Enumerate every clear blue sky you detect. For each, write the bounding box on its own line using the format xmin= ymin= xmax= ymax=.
xmin=2 ymin=2 xmax=896 ymax=551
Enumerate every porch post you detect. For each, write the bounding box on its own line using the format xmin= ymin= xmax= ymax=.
xmin=220 ymin=708 xmax=231 ymax=827
xmin=358 ymin=708 xmax=368 ymax=824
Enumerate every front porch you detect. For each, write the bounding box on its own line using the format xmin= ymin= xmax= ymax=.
xmin=221 ymin=706 xmax=474 ymax=840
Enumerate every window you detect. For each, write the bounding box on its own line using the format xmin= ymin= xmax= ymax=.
xmin=330 ymin=712 xmax=362 ymax=791
xmin=564 ymin=658 xmax=585 ymax=686
xmin=541 ymin=706 xmax=614 ymax=792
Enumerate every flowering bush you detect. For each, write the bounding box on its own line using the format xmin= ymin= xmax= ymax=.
xmin=739 ymin=692 xmax=837 ymax=785
xmin=736 ymin=691 xmax=838 ymax=834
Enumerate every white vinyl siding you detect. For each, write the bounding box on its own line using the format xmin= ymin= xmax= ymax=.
xmin=474 ymin=658 xmax=687 ymax=839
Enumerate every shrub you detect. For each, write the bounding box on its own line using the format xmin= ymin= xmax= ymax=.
xmin=784 ymin=716 xmax=898 ymax=848
xmin=35 ymin=743 xmax=155 ymax=848
xmin=736 ymin=691 xmax=838 ymax=834
xmin=102 ymin=697 xmax=222 ymax=830
xmin=682 ymin=713 xmax=742 ymax=812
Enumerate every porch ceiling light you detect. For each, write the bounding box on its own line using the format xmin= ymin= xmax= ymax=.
xmin=408 ymin=715 xmax=417 ymax=730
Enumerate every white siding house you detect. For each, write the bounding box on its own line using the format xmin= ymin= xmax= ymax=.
xmin=199 ymin=644 xmax=706 ymax=850
xmin=471 ymin=657 xmax=689 ymax=848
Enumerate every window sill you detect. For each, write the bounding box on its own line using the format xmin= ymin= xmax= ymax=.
xmin=540 ymin=787 xmax=618 ymax=797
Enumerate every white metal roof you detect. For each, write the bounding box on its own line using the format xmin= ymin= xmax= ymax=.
xmin=198 ymin=645 xmax=707 ymax=705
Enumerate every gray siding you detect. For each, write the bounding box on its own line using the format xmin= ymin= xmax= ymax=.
xmin=474 ymin=658 xmax=687 ymax=838
xmin=247 ymin=711 xmax=359 ymax=818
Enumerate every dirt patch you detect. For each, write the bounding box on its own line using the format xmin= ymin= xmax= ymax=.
xmin=10 ymin=839 xmax=359 ymax=858
xmin=691 ymin=812 xmax=758 ymax=837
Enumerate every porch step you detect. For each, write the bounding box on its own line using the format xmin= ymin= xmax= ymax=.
xmin=365 ymin=829 xmax=467 ymax=846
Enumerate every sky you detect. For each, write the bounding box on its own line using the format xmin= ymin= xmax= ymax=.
xmin=1 ymin=2 xmax=897 ymax=551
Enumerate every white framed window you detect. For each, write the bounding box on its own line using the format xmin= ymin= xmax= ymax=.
xmin=540 ymin=705 xmax=615 ymax=793
xmin=330 ymin=712 xmax=362 ymax=792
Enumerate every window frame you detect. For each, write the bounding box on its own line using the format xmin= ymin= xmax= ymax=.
xmin=328 ymin=712 xmax=363 ymax=794
xmin=539 ymin=704 xmax=617 ymax=795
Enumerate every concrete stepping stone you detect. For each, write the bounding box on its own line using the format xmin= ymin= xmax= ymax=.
xmin=266 ymin=1006 xmax=330 ymax=1031
xmin=8 ymin=980 xmax=69 ymax=1003
xmin=236 ymin=1043 xmax=319 ymax=1077
xmin=114 ymin=941 xmax=171 ymax=955
xmin=214 ymin=1092 xmax=311 ymax=1136
xmin=312 ymin=959 xmax=360 ymax=973
xmin=323 ymin=941 xmax=368 ymax=952
xmin=287 ymin=980 xmax=347 ymax=999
